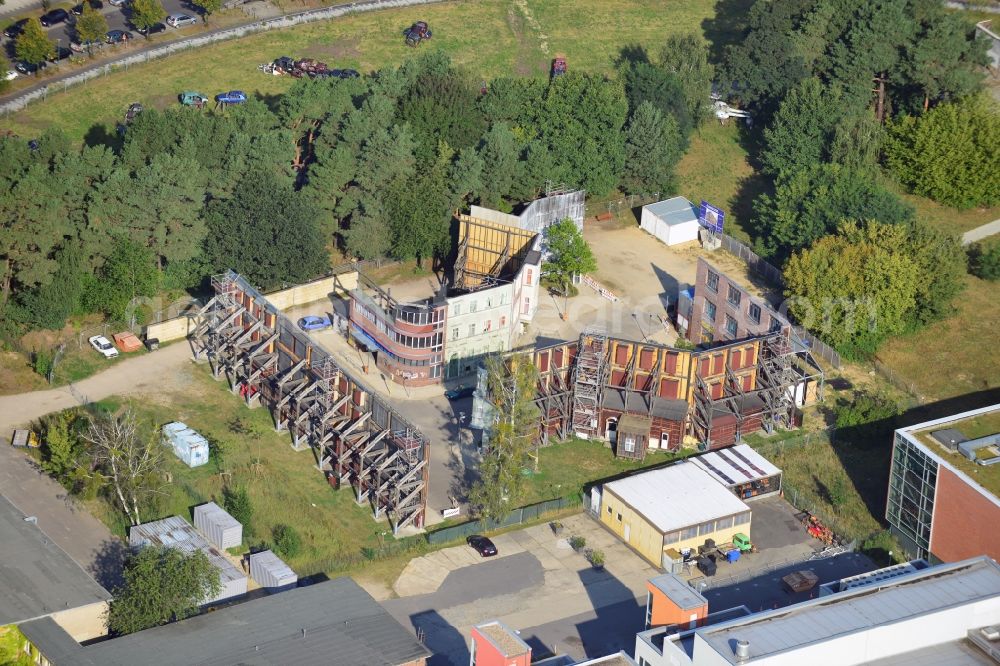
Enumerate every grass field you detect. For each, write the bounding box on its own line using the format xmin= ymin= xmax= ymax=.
xmin=94 ymin=365 xmax=408 ymax=577
xmin=878 ymin=275 xmax=1000 ymax=401
xmin=3 ymin=0 xmax=721 ymax=142
xmin=0 ymin=625 xmax=33 ymax=666
xmin=521 ymin=438 xmax=695 ymax=505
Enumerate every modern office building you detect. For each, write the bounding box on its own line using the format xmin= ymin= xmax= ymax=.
xmin=886 ymin=403 xmax=1000 ymax=562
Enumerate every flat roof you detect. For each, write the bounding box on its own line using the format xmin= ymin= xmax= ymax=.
xmin=899 ymin=404 xmax=1000 ymax=499
xmin=129 ymin=516 xmax=245 ymax=586
xmin=649 ymin=574 xmax=708 ymax=610
xmin=644 ymin=197 xmax=699 ymax=226
xmin=476 ymin=621 xmax=530 ymax=657
xmin=691 ymin=444 xmax=781 ymax=487
xmin=0 ymin=494 xmax=110 ymax=626
xmin=22 ymin=577 xmax=431 ymax=666
xmin=697 ymin=556 xmax=1000 ymax=664
xmin=604 ymin=463 xmax=750 ymax=534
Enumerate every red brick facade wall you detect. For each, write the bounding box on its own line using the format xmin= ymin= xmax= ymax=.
xmin=929 ymin=466 xmax=1000 ymax=563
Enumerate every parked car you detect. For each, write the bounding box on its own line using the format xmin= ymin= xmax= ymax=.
xmin=72 ymin=0 xmax=104 ymax=15
xmin=4 ymin=70 xmax=18 ymax=81
xmin=134 ymin=21 xmax=166 ymax=36
xmin=215 ymin=90 xmax=247 ymax=104
xmin=403 ymin=20 xmax=432 ymax=47
xmin=89 ymin=335 xmax=119 ymax=358
xmin=108 ymin=0 xmax=128 ymax=6
xmin=467 ymin=535 xmax=497 ymax=557
xmin=4 ymin=19 xmax=30 ymax=39
xmin=40 ymin=8 xmax=70 ymax=26
xmin=105 ymin=29 xmax=133 ymax=44
xmin=445 ymin=385 xmax=476 ymax=401
xmin=15 ymin=61 xmax=47 ymax=75
xmin=178 ymin=90 xmax=209 ymax=106
xmin=48 ymin=46 xmax=72 ymax=62
xmin=338 ymin=68 xmax=360 ymax=79
xmin=298 ymin=315 xmax=332 ymax=332
xmin=166 ymin=13 xmax=197 ymax=27
xmin=124 ymin=102 xmax=143 ymax=122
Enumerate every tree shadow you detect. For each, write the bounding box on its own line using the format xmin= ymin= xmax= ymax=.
xmin=831 ymin=387 xmax=1000 ymax=527
xmin=89 ymin=538 xmax=128 ymax=591
xmin=82 ymin=123 xmax=120 ymax=151
xmin=700 ymin=0 xmax=755 ymax=66
xmin=615 ymin=44 xmax=650 ymax=69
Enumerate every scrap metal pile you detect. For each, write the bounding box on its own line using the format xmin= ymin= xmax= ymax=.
xmin=258 ymin=56 xmax=360 ymax=80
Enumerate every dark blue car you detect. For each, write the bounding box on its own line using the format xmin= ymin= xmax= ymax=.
xmin=298 ymin=315 xmax=331 ymax=331
xmin=215 ymin=90 xmax=247 ymax=105
xmin=445 ymin=385 xmax=476 ymax=400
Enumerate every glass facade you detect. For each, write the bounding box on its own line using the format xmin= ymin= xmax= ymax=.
xmin=886 ymin=434 xmax=937 ymax=557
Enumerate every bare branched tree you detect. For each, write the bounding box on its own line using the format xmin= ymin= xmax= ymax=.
xmin=83 ymin=409 xmax=166 ymax=526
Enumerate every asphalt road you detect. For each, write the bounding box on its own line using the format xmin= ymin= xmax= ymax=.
xmin=3 ymin=0 xmax=197 ymax=66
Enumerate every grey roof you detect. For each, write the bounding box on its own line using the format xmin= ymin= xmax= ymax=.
xmin=128 ymin=516 xmax=246 ymax=588
xmin=644 ymin=197 xmax=699 ymax=226
xmin=649 ymin=574 xmax=707 ymax=610
xmin=603 ymin=391 xmax=689 ymax=421
xmin=26 ymin=577 xmax=430 ymax=666
xmin=0 ymin=494 xmax=110 ymax=626
xmin=866 ymin=639 xmax=995 ymax=666
xmin=697 ymin=556 xmax=1000 ymax=664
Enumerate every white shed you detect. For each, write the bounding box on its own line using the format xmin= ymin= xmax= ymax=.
xmin=640 ymin=197 xmax=700 ymax=246
xmin=248 ymin=550 xmax=298 ymax=592
xmin=193 ymin=501 xmax=243 ymax=550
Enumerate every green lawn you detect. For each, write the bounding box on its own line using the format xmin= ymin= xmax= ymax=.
xmin=521 ymin=437 xmax=695 ymax=505
xmin=94 ymin=365 xmax=411 ymax=577
xmin=0 ymin=625 xmax=32 ymax=666
xmin=4 ymin=0 xmax=721 ymax=142
xmin=878 ymin=275 xmax=1000 ymax=401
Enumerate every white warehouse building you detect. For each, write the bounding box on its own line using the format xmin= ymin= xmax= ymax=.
xmin=640 ymin=197 xmax=701 ymax=246
xmin=634 ymin=555 xmax=1000 ymax=665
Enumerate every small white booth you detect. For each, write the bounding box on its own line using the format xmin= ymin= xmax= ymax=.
xmin=640 ymin=197 xmax=700 ymax=246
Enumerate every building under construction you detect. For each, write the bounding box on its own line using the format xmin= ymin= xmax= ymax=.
xmin=475 ymin=327 xmax=824 ymax=458
xmin=190 ymin=271 xmax=429 ymax=534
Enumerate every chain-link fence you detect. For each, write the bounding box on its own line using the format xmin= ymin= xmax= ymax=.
xmin=872 ymin=356 xmax=923 ymax=399
xmin=0 ymin=0 xmax=446 ymax=114
xmin=426 ymin=495 xmax=581 ymax=545
xmin=718 ymin=233 xmax=784 ymax=286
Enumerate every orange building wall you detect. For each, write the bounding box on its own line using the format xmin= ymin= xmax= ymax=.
xmin=646 ymin=582 xmax=708 ymax=629
xmin=471 ymin=627 xmax=531 ymax=666
xmin=929 ymin=466 xmax=1000 ymax=563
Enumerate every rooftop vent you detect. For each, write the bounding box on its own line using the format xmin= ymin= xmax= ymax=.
xmin=734 ymin=639 xmax=750 ymax=662
xmin=982 ymin=626 xmax=1000 ymax=641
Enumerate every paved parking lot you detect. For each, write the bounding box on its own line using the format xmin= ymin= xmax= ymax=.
xmin=385 ymin=513 xmax=660 ymax=664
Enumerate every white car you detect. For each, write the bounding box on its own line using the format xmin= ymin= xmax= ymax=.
xmin=4 ymin=70 xmax=18 ymax=82
xmin=89 ymin=335 xmax=119 ymax=358
xmin=166 ymin=13 xmax=197 ymax=27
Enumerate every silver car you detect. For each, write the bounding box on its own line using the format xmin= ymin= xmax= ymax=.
xmin=166 ymin=13 xmax=197 ymax=27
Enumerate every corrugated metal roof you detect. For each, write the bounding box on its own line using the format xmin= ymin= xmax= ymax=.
xmin=691 ymin=444 xmax=781 ymax=487
xmin=0 ymin=494 xmax=110 ymax=626
xmin=643 ymin=197 xmax=699 ymax=226
xmin=128 ymin=516 xmax=245 ymax=586
xmin=698 ymin=557 xmax=1000 ymax=664
xmin=604 ymin=463 xmax=750 ymax=533
xmin=27 ymin=577 xmax=431 ymax=666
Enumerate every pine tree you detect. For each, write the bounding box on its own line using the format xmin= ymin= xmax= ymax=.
xmin=622 ymin=101 xmax=682 ymax=196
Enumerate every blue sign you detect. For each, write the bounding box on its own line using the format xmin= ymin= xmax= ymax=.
xmin=699 ymin=201 xmax=725 ymax=234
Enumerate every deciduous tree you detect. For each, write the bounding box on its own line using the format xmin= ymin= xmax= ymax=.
xmin=783 ymin=221 xmax=919 ymax=357
xmin=190 ymin=0 xmax=221 ymax=23
xmin=542 ymin=218 xmax=597 ymax=296
xmin=130 ymin=0 xmax=166 ymax=36
xmin=107 ymin=546 xmax=221 ymax=635
xmin=760 ymin=78 xmax=844 ymax=177
xmin=884 ymin=95 xmax=1000 ymax=209
xmin=14 ymin=19 xmax=53 ymax=69
xmin=658 ymin=33 xmax=714 ymax=126
xmin=83 ymin=409 xmax=165 ymax=527
xmin=75 ymin=3 xmax=109 ymax=54
xmin=469 ymin=354 xmax=540 ymax=522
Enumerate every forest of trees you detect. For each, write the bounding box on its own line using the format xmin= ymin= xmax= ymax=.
xmin=714 ymin=0 xmax=993 ymax=357
xmin=0 ymin=45 xmax=710 ymax=336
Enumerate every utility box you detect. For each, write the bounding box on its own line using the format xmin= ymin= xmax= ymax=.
xmin=161 ymin=422 xmax=209 ymax=468
xmin=194 ymin=501 xmax=242 ymax=550
xmin=248 ymin=549 xmax=298 ymax=592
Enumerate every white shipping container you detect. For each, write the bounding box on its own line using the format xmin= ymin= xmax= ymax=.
xmin=194 ymin=502 xmax=243 ymax=550
xmin=249 ymin=550 xmax=298 ymax=592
